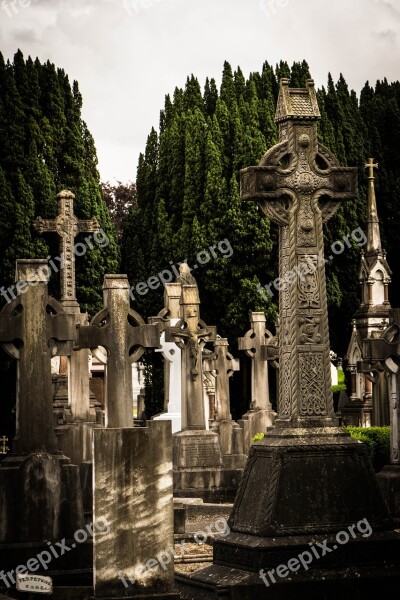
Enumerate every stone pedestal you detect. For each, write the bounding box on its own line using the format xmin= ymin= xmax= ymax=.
xmin=173 ymin=430 xmax=243 ymax=502
xmin=93 ymin=421 xmax=178 ymax=599
xmin=213 ymin=420 xmax=247 ymax=470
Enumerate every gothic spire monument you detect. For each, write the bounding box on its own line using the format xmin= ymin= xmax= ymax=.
xmin=177 ymin=80 xmax=400 ymax=599
xmin=344 ymin=160 xmax=392 ymax=426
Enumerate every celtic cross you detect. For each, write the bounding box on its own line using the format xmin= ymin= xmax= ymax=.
xmin=34 ymin=190 xmax=100 ymax=310
xmin=241 ymin=79 xmax=357 ymax=428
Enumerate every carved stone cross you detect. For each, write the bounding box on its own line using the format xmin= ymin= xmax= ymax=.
xmin=241 ymin=79 xmax=357 ymax=428
xmin=238 ymin=312 xmax=275 ymax=411
xmin=166 ymin=268 xmax=216 ymax=430
xmin=204 ymin=338 xmax=240 ymax=421
xmin=34 ymin=190 xmax=99 ymax=311
xmin=75 ymin=275 xmax=160 ymax=428
xmin=365 ymin=157 xmax=378 ymax=179
xmin=0 ymin=260 xmax=76 ymax=453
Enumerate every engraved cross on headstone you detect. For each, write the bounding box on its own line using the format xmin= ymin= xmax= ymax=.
xmin=241 ymin=79 xmax=357 ymax=428
xmin=75 ymin=275 xmax=160 ymax=428
xmin=166 ymin=265 xmax=216 ymax=430
xmin=34 ymin=190 xmax=100 ymax=311
xmin=0 ymin=260 xmax=76 ymax=453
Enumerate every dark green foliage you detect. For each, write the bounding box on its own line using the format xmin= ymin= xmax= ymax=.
xmin=123 ymin=61 xmax=400 ymax=414
xmin=0 ymin=50 xmax=119 ymax=315
xmin=346 ymin=426 xmax=391 ymax=471
xmin=0 ymin=51 xmax=119 ymax=441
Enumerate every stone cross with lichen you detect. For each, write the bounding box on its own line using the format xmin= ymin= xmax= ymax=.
xmin=241 ymin=79 xmax=357 ymax=428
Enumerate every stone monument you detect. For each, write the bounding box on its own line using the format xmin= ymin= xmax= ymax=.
xmin=75 ymin=275 xmax=160 ymax=428
xmin=177 ymin=79 xmax=400 ymax=599
xmin=238 ymin=312 xmax=276 ymax=451
xmin=167 ymin=265 xmax=242 ymax=500
xmin=93 ymin=421 xmax=179 ymax=600
xmin=0 ymin=260 xmax=84 ymax=545
xmin=34 ymin=190 xmax=102 ymax=470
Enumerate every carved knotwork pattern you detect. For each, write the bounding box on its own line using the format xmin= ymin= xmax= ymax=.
xmin=299 ymin=316 xmax=321 ymax=344
xmin=281 ymin=352 xmax=291 ymax=415
xmin=299 ymin=352 xmax=326 ymax=415
xmin=281 ymin=254 xmax=290 ymax=309
xmin=298 ymin=256 xmax=319 ymax=308
xmin=297 ymin=196 xmax=316 ymax=247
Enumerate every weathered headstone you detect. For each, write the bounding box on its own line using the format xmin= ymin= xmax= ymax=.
xmin=0 ymin=260 xmax=84 ymax=543
xmin=76 ymin=275 xmax=160 ymax=428
xmin=177 ymin=79 xmax=400 ymax=598
xmin=237 ymin=312 xmax=276 ymax=451
xmin=92 ymin=421 xmax=179 ymax=600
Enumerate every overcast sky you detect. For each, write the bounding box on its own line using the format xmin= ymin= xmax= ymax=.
xmin=0 ymin=0 xmax=399 ymax=183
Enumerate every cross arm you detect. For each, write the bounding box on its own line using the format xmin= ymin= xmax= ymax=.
xmin=76 ymin=218 xmax=100 ymax=233
xmin=33 ymin=217 xmax=57 ymax=234
xmin=127 ymin=322 xmax=161 ymax=362
xmin=47 ymin=312 xmax=77 ymax=344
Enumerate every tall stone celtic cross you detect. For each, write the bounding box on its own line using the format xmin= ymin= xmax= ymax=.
xmin=0 ymin=260 xmax=76 ymax=453
xmin=166 ymin=264 xmax=216 ymax=430
xmin=34 ymin=190 xmax=100 ymax=311
xmin=75 ymin=275 xmax=160 ymax=428
xmin=241 ymin=79 xmax=357 ymax=428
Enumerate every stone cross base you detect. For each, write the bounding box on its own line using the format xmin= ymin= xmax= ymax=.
xmin=212 ymin=420 xmax=247 ymax=470
xmin=173 ymin=430 xmax=222 ymax=469
xmin=227 ymin=432 xmax=390 ymax=537
xmin=0 ymin=452 xmax=84 ymax=543
xmin=153 ymin=412 xmax=182 ymax=435
xmin=173 ymin=430 xmax=244 ymax=502
xmin=237 ymin=408 xmax=276 ymax=454
xmin=176 ymin=531 xmax=400 ymax=599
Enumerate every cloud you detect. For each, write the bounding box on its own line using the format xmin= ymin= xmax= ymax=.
xmin=0 ymin=0 xmax=399 ymax=182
